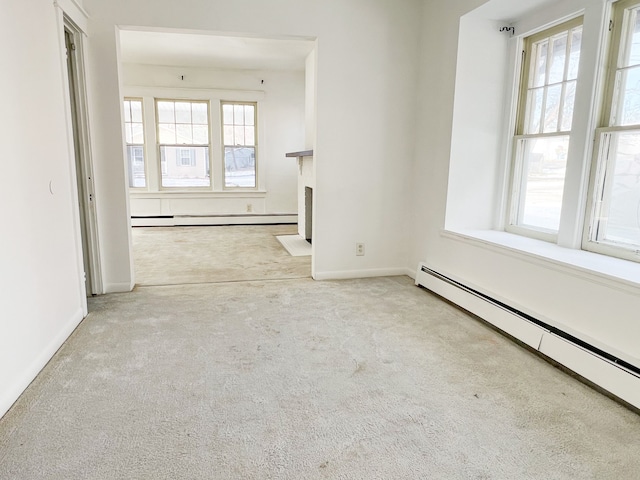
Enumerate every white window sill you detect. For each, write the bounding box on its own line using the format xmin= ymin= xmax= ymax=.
xmin=130 ymin=190 xmax=267 ymax=199
xmin=442 ymin=229 xmax=640 ymax=293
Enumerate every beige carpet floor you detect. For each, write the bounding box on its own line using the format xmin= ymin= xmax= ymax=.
xmin=1 ymin=276 xmax=639 ymax=479
xmin=132 ymin=225 xmax=311 ymax=286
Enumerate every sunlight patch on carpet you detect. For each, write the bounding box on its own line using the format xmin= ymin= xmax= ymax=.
xmin=276 ymin=234 xmax=312 ymax=257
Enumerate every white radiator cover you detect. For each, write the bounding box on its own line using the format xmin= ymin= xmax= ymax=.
xmin=415 ymin=263 xmax=640 ymax=409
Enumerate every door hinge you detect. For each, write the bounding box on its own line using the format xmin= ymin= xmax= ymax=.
xmin=609 ymin=19 xmax=614 ymax=32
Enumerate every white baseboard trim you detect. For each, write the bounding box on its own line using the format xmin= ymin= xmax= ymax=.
xmin=0 ymin=307 xmax=85 ymax=420
xmin=104 ymin=282 xmax=134 ymax=294
xmin=131 ymin=214 xmax=297 ymax=227
xmin=314 ymin=267 xmax=410 ymax=281
xmin=539 ymin=334 xmax=640 ymax=408
xmin=415 ymin=263 xmax=640 ymax=409
xmin=403 ymin=267 xmax=416 ymax=280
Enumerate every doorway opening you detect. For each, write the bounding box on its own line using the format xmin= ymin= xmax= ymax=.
xmin=117 ymin=29 xmax=316 ymax=286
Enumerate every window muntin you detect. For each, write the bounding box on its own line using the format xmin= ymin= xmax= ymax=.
xmin=586 ymin=0 xmax=640 ymax=259
xmin=510 ymin=18 xmax=583 ymax=237
xmin=123 ymin=98 xmax=146 ymax=188
xmin=222 ymin=102 xmax=257 ymax=188
xmin=156 ymin=100 xmax=210 ymax=188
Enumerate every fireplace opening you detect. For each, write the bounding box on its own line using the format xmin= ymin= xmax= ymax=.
xmin=305 ymin=186 xmax=313 ymax=243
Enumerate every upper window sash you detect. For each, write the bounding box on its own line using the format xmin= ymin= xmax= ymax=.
xmin=155 ymin=99 xmax=209 ymax=147
xmin=123 ymin=98 xmax=144 ymax=145
xmin=603 ymin=0 xmax=640 ymax=127
xmin=517 ymin=17 xmax=584 ymax=136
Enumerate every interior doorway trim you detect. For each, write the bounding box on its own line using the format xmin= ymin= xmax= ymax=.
xmin=62 ymin=14 xmax=103 ymax=296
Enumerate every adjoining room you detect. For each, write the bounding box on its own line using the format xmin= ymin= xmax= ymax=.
xmin=118 ymin=30 xmax=316 ymax=284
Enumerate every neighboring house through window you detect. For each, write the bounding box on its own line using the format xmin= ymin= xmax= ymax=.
xmin=156 ymin=99 xmax=210 ymax=188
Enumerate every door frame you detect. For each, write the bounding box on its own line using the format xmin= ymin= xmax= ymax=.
xmin=62 ymin=14 xmax=103 ymax=297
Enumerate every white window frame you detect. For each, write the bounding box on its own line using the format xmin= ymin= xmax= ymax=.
xmin=123 ymin=97 xmax=146 ymax=189
xmin=221 ymin=101 xmax=258 ymax=190
xmin=583 ymin=0 xmax=640 ymax=262
xmin=155 ymin=98 xmax=211 ymax=190
xmin=507 ymin=17 xmax=584 ymax=243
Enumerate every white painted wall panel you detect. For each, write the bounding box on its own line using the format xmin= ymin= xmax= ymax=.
xmin=82 ymin=0 xmax=421 ymax=284
xmin=0 ymin=0 xmax=86 ymax=418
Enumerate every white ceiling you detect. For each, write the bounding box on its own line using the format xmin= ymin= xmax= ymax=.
xmin=119 ymin=30 xmax=315 ymax=71
xmin=470 ymin=0 xmax=557 ymax=22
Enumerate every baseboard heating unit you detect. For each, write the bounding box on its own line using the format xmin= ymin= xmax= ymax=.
xmin=415 ymin=263 xmax=640 ymax=410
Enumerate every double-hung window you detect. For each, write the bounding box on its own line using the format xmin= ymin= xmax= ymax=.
xmin=123 ymin=98 xmax=146 ymax=188
xmin=222 ymin=102 xmax=257 ymax=188
xmin=156 ymin=99 xmax=210 ymax=188
xmin=509 ymin=18 xmax=583 ymax=240
xmin=586 ymin=0 xmax=640 ymax=260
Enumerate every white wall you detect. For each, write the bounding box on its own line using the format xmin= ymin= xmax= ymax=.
xmin=0 ymin=0 xmax=87 ymax=418
xmin=304 ymin=49 xmax=317 ymax=150
xmin=83 ymin=0 xmax=422 ymax=283
xmin=412 ymin=0 xmax=640 ymax=371
xmin=122 ymin=64 xmax=305 ymax=217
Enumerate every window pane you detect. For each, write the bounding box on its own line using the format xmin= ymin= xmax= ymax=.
xmin=224 ymin=147 xmax=256 ymax=188
xmin=192 ymin=103 xmax=208 ymax=124
xmin=193 ymin=125 xmax=209 ymax=144
xmin=596 ymin=131 xmax=640 ymax=247
xmin=223 ymin=104 xmax=234 ymax=125
xmin=175 ymin=102 xmax=191 ymax=124
xmin=123 ymin=101 xmax=131 ymax=122
xmin=548 ymin=32 xmax=568 ymax=84
xmin=125 ymin=124 xmax=133 ymax=143
xmin=516 ymin=136 xmax=569 ymax=232
xmin=126 ymin=145 xmax=146 ymax=188
xmin=157 ymin=101 xmax=174 ymax=123
xmin=617 ymin=66 xmax=640 ymax=125
xmin=625 ymin=9 xmax=640 ymax=68
xmin=567 ymin=28 xmax=582 ymax=80
xmin=234 ymin=126 xmax=245 ymax=145
xmin=176 ymin=124 xmax=192 ymax=144
xmin=526 ymin=87 xmax=544 ymax=134
xmin=245 ymin=126 xmax=255 ymax=146
xmin=223 ymin=126 xmax=234 ymax=145
xmin=130 ymin=100 xmax=143 ymax=123
xmin=233 ymin=104 xmax=244 ymax=126
xmin=244 ymin=105 xmax=255 ymax=125
xmin=561 ymin=80 xmax=577 ymax=131
xmin=543 ymin=84 xmax=562 ymax=133
xmin=532 ymin=40 xmax=548 ymax=88
xmin=178 ymin=148 xmax=193 ymax=166
xmin=131 ymin=123 xmax=144 ymax=144
xmin=160 ymin=146 xmax=210 ymax=187
xmin=158 ymin=123 xmax=176 ymax=144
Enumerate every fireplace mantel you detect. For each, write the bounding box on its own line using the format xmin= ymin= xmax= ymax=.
xmin=285 ymin=150 xmax=313 ymax=158
xmin=286 ymin=150 xmax=314 ymax=243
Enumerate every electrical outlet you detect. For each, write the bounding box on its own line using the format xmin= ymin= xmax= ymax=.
xmin=356 ymin=243 xmax=365 ymax=256
xmin=246 ymin=203 xmax=253 ymax=213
